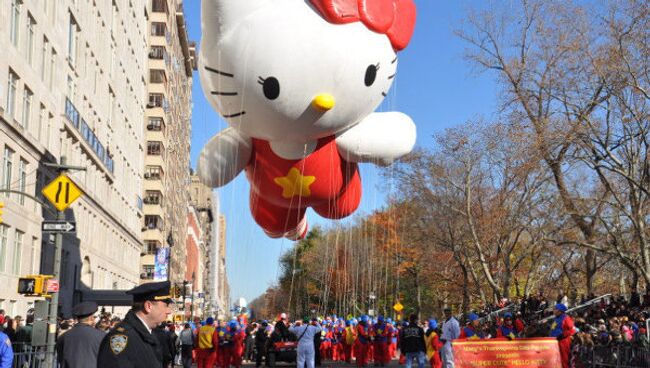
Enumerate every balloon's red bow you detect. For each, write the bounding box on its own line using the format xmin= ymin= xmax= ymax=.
xmin=310 ymin=0 xmax=416 ymax=51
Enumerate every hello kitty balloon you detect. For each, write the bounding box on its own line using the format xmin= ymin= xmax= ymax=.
xmin=197 ymin=0 xmax=417 ymax=240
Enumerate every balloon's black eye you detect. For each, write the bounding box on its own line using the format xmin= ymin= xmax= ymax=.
xmin=365 ymin=64 xmax=379 ymax=87
xmin=258 ymin=76 xmax=280 ymax=100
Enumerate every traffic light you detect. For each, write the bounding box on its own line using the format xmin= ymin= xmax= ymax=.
xmin=0 ymin=201 xmax=4 ymax=224
xmin=17 ymin=275 xmax=53 ymax=296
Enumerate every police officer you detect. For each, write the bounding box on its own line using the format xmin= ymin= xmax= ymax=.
xmin=56 ymin=301 xmax=106 ymax=368
xmin=97 ymin=281 xmax=173 ymax=368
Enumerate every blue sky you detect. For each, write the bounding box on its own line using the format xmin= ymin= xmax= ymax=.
xmin=184 ymin=1 xmax=499 ymax=305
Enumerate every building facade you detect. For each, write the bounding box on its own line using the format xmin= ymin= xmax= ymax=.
xmin=215 ymin=212 xmax=230 ymax=317
xmin=141 ymin=0 xmax=195 ymax=285
xmin=0 ymin=0 xmax=147 ymax=317
xmin=188 ymin=175 xmax=230 ymax=318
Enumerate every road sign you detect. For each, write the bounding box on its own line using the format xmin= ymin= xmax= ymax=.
xmin=393 ymin=301 xmax=404 ymax=312
xmin=46 ymin=279 xmax=59 ymax=293
xmin=42 ymin=175 xmax=82 ymax=211
xmin=42 ymin=221 xmax=76 ymax=233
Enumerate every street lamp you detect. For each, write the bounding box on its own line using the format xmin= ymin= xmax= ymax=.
xmin=369 ymin=291 xmax=376 ymax=316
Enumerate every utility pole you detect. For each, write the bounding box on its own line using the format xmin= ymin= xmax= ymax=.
xmin=44 ymin=156 xmax=85 ymax=368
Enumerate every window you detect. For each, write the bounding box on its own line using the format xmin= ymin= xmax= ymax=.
xmin=67 ymin=76 xmax=75 ymax=102
xmin=152 ymin=0 xmax=167 ymax=13
xmin=67 ymin=14 xmax=79 ymax=65
xmin=144 ymin=215 xmax=161 ymax=230
xmin=144 ymin=166 xmax=163 ymax=180
xmin=25 ymin=14 xmax=35 ymax=65
xmin=10 ymin=0 xmax=21 ymax=47
xmin=149 ymin=69 xmax=166 ymax=84
xmin=6 ymin=70 xmax=19 ymax=119
xmin=144 ymin=191 xmax=162 ymax=205
xmin=2 ymin=147 xmax=14 ymax=191
xmin=149 ymin=46 xmax=165 ymax=60
xmin=144 ymin=240 xmax=159 ymax=255
xmin=141 ymin=265 xmax=154 ymax=280
xmin=18 ymin=159 xmax=27 ymax=205
xmin=148 ymin=93 xmax=163 ymax=108
xmin=146 ymin=141 xmax=162 ymax=155
xmin=37 ymin=104 xmax=46 ymax=142
xmin=108 ymin=88 xmax=115 ymax=124
xmin=151 ymin=22 xmax=165 ymax=36
xmin=147 ymin=117 xmax=164 ymax=132
xmin=41 ymin=37 xmax=49 ymax=80
xmin=0 ymin=225 xmax=7 ymax=272
xmin=21 ymin=87 xmax=33 ymax=129
xmin=49 ymin=49 xmax=57 ymax=89
xmin=13 ymin=231 xmax=24 ymax=275
xmin=111 ymin=1 xmax=118 ymax=34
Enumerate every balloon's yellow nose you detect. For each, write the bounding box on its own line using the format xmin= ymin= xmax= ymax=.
xmin=311 ymin=94 xmax=336 ymax=112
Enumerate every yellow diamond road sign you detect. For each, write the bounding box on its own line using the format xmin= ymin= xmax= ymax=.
xmin=42 ymin=175 xmax=83 ymax=211
xmin=393 ymin=301 xmax=404 ymax=312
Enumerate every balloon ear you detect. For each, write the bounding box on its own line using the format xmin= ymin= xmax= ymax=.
xmin=201 ymin=0 xmax=269 ymax=36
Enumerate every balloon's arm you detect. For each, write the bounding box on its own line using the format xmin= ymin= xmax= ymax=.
xmin=197 ymin=128 xmax=253 ymax=187
xmin=335 ymin=112 xmax=416 ymax=166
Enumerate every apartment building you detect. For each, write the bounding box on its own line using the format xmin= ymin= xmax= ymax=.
xmin=141 ymin=0 xmax=196 ymax=285
xmin=0 ymin=0 xmax=147 ymax=316
xmin=188 ymin=174 xmax=230 ymax=317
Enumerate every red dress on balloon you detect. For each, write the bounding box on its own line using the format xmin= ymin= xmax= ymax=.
xmin=246 ymin=136 xmax=362 ymax=238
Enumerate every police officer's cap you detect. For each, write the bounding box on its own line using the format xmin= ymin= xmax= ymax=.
xmin=72 ymin=301 xmax=98 ymax=318
xmin=127 ymin=281 xmax=173 ymax=303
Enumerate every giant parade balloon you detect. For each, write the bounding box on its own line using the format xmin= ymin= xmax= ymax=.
xmin=197 ymin=0 xmax=417 ymax=239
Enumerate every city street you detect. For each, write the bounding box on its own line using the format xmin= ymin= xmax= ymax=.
xmin=226 ymin=360 xmax=402 ymax=367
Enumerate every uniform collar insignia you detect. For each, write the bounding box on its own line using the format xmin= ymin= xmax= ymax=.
xmin=110 ymin=334 xmax=128 ymax=355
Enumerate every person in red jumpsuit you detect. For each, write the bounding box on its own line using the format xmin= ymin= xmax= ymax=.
xmin=372 ymin=316 xmax=391 ymax=366
xmin=549 ymin=304 xmax=575 ymax=368
xmin=320 ymin=321 xmax=333 ymax=360
xmin=354 ymin=315 xmax=371 ymax=367
xmin=217 ymin=321 xmax=234 ymax=368
xmin=195 ymin=318 xmax=219 ymax=368
xmin=342 ymin=320 xmax=356 ymax=363
xmin=231 ymin=321 xmax=245 ymax=368
xmin=387 ymin=319 xmax=397 ymax=360
xmin=332 ymin=320 xmax=345 ymax=362
xmin=425 ymin=319 xmax=442 ymax=368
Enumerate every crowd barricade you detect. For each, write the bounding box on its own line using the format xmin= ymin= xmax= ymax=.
xmin=574 ymin=344 xmax=650 ymax=367
xmin=11 ymin=343 xmax=56 ymax=368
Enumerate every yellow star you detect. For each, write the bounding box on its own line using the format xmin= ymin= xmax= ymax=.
xmin=274 ymin=168 xmax=316 ymax=199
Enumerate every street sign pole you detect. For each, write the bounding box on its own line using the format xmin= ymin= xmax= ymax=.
xmin=44 ymin=156 xmax=84 ymax=368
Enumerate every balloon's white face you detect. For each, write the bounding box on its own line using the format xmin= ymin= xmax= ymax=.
xmin=199 ymin=0 xmax=398 ymax=142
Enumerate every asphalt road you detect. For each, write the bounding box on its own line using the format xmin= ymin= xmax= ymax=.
xmin=238 ymin=359 xmax=402 ymax=367
xmin=189 ymin=358 xmax=402 ymax=367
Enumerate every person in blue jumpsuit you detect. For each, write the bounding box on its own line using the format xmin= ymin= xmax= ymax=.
xmin=0 ymin=331 xmax=13 ymax=368
xmin=289 ymin=319 xmax=322 ymax=368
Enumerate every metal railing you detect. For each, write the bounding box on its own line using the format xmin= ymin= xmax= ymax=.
xmin=11 ymin=343 xmax=57 ymax=368
xmin=575 ymin=345 xmax=650 ymax=367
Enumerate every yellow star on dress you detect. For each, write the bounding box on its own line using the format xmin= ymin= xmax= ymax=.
xmin=274 ymin=168 xmax=316 ymax=199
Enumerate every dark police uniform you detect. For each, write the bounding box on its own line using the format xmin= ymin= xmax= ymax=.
xmin=97 ymin=281 xmax=173 ymax=368
xmin=56 ymin=302 xmax=106 ymax=368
